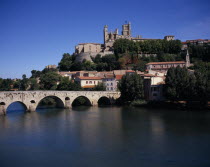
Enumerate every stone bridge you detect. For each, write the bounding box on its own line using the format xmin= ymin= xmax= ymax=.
xmin=0 ymin=91 xmax=120 ymax=115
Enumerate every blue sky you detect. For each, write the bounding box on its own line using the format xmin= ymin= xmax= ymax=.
xmin=0 ymin=0 xmax=210 ymax=78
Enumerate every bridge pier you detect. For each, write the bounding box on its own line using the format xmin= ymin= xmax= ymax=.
xmin=65 ymin=98 xmax=71 ymax=109
xmin=28 ymin=105 xmax=36 ymax=112
xmin=0 ymin=105 xmax=6 ymax=115
xmin=91 ymin=100 xmax=98 ymax=106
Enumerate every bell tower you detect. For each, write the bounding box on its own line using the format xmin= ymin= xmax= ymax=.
xmin=122 ymin=22 xmax=131 ymax=37
xmin=186 ymin=49 xmax=190 ymax=67
xmin=104 ymin=25 xmax=108 ymax=45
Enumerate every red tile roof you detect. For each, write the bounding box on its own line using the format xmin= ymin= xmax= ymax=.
xmin=115 ymin=75 xmax=123 ymax=80
xmin=77 ymin=76 xmax=102 ymax=80
xmin=82 ymin=85 xmax=96 ymax=88
xmin=146 ymin=61 xmax=185 ymax=65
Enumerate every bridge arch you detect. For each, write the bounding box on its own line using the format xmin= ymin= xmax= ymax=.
xmin=36 ymin=95 xmax=65 ymax=110
xmin=72 ymin=96 xmax=92 ymax=107
xmin=6 ymin=101 xmax=28 ymax=114
xmin=98 ymin=96 xmax=112 ymax=106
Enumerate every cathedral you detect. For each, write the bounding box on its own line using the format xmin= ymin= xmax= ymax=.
xmin=75 ymin=22 xmax=175 ymax=62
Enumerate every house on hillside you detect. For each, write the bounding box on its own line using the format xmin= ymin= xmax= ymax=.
xmin=75 ymin=76 xmax=102 ymax=90
xmin=102 ymin=74 xmax=117 ymax=91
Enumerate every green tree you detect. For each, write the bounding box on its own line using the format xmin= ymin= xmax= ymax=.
xmin=29 ymin=78 xmax=39 ymax=90
xmin=0 ymin=78 xmax=13 ymax=91
xmin=82 ymin=60 xmax=96 ymax=71
xmin=70 ymin=62 xmax=83 ymax=71
xmin=31 ymin=70 xmax=42 ymax=78
xmin=39 ymin=72 xmax=61 ymax=90
xmin=58 ymin=53 xmax=74 ymax=71
xmin=92 ymin=82 xmax=106 ymax=91
xmin=57 ymin=77 xmax=82 ymax=91
xmin=118 ymin=73 xmax=144 ymax=103
xmin=20 ymin=74 xmax=29 ymax=90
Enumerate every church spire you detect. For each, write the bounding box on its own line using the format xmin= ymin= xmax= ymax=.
xmin=186 ymin=49 xmax=190 ymax=67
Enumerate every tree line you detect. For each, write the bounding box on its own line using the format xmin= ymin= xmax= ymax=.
xmin=164 ymin=63 xmax=210 ymax=106
xmin=113 ymin=38 xmax=182 ymax=55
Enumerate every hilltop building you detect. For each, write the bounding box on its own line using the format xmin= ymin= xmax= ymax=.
xmin=75 ymin=22 xmax=175 ymax=62
xmin=181 ymin=39 xmax=210 ymax=50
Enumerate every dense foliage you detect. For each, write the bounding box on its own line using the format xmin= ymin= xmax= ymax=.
xmin=164 ymin=65 xmax=210 ymax=105
xmin=113 ymin=39 xmax=182 ymax=55
xmin=118 ymin=73 xmax=144 ymax=103
xmin=92 ymin=82 xmax=106 ymax=91
xmin=188 ymin=45 xmax=210 ymax=62
xmin=57 ymin=77 xmax=82 ymax=91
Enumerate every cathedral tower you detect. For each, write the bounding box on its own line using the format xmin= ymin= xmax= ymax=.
xmin=104 ymin=25 xmax=108 ymax=45
xmin=122 ymin=22 xmax=131 ymax=37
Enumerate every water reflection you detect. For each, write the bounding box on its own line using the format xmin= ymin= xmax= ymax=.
xmin=0 ymin=106 xmax=210 ymax=167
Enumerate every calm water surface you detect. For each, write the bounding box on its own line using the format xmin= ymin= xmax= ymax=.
xmin=0 ymin=104 xmax=210 ymax=167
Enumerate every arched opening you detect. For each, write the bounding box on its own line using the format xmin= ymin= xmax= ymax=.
xmin=98 ymin=96 xmax=111 ymax=106
xmin=30 ymin=100 xmax=35 ymax=104
xmin=65 ymin=97 xmax=70 ymax=100
xmin=0 ymin=102 xmax=5 ymax=105
xmin=6 ymin=101 xmax=27 ymax=114
xmin=36 ymin=96 xmax=64 ymax=110
xmin=72 ymin=96 xmax=92 ymax=107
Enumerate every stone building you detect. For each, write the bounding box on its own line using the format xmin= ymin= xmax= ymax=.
xmin=75 ymin=22 xmax=175 ymax=62
xmin=146 ymin=50 xmax=191 ymax=72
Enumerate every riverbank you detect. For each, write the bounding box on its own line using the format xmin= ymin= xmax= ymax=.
xmin=127 ymin=100 xmax=210 ymax=111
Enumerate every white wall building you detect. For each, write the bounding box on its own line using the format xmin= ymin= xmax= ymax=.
xmin=75 ymin=76 xmax=102 ymax=89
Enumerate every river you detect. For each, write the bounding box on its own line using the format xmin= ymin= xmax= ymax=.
xmin=0 ymin=103 xmax=210 ymax=167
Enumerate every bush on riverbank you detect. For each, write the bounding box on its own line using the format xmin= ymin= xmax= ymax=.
xmin=130 ymin=100 xmax=147 ymax=106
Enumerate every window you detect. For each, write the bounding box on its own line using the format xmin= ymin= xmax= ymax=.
xmin=94 ymin=81 xmax=95 ymax=84
xmin=86 ymin=81 xmax=88 ymax=84
xmin=111 ymin=87 xmax=113 ymax=90
xmin=111 ymin=83 xmax=113 ymax=86
xmin=107 ymin=83 xmax=109 ymax=86
xmin=89 ymin=81 xmax=92 ymax=84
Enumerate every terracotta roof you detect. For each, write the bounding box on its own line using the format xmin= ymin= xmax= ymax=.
xmin=115 ymin=75 xmax=123 ymax=80
xmin=82 ymin=85 xmax=96 ymax=88
xmin=77 ymin=76 xmax=102 ymax=80
xmin=146 ymin=61 xmax=185 ymax=65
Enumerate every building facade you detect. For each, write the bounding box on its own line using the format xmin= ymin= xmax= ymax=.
xmin=75 ymin=76 xmax=102 ymax=90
